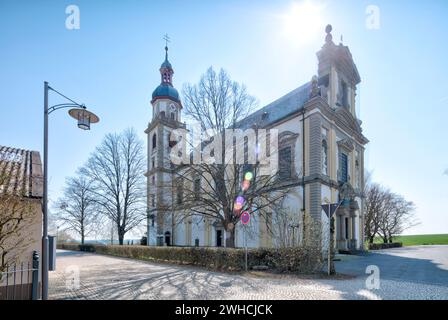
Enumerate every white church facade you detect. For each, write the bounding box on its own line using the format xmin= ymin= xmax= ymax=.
xmin=145 ymin=25 xmax=368 ymax=253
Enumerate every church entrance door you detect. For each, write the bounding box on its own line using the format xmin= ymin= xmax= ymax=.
xmin=216 ymin=230 xmax=223 ymax=247
xmin=165 ymin=231 xmax=171 ymax=246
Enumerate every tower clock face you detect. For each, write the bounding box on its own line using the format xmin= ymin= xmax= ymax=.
xmin=170 ymin=104 xmax=176 ymax=111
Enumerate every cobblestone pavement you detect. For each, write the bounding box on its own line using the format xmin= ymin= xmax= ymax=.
xmin=49 ymin=248 xmax=448 ymax=300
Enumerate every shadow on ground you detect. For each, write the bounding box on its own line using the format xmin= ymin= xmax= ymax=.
xmin=50 ymin=246 xmax=448 ymax=300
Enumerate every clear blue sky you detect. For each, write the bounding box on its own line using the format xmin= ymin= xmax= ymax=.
xmin=1 ymin=0 xmax=447 ymax=235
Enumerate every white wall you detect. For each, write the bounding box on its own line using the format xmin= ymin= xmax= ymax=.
xmin=174 ymin=220 xmax=187 ymax=246
xmin=191 ymin=215 xmax=206 ymax=246
xmin=235 ymin=213 xmax=259 ymax=248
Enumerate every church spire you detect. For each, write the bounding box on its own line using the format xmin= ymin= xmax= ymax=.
xmin=151 ymin=34 xmax=180 ymax=104
xmin=160 ymin=35 xmax=173 ymax=85
xmin=163 ymin=34 xmax=170 ymax=67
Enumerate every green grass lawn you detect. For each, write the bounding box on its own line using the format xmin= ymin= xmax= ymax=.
xmin=374 ymin=234 xmax=448 ymax=246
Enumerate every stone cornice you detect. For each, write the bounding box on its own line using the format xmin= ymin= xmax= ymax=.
xmin=337 ymin=139 xmax=354 ymax=152
xmin=145 ymin=167 xmax=173 ymax=177
xmin=304 ymin=97 xmax=369 ymax=146
xmin=145 ymin=116 xmax=187 ymax=134
xmin=151 ymin=96 xmax=183 ymax=108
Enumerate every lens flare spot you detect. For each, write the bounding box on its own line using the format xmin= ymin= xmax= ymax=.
xmin=244 ymin=172 xmax=253 ymax=181
xmin=242 ymin=180 xmax=250 ymax=191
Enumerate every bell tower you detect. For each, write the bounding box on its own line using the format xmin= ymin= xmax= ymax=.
xmin=316 ymin=25 xmax=361 ymax=118
xmin=145 ymin=38 xmax=185 ymax=246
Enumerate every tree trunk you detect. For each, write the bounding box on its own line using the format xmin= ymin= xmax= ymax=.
xmin=225 ymin=227 xmax=236 ymax=248
xmin=118 ymin=227 xmax=125 ymax=245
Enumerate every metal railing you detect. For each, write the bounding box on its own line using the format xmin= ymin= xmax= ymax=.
xmin=0 ymin=251 xmax=39 ymax=300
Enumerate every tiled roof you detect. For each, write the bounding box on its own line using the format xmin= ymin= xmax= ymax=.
xmin=237 ymin=82 xmax=311 ymax=130
xmin=0 ymin=145 xmax=43 ymax=198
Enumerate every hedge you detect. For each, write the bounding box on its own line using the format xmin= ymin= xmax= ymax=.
xmin=58 ymin=243 xmax=323 ymax=273
xmin=368 ymin=242 xmax=402 ymax=250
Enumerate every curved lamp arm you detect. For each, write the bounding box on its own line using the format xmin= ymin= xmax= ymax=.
xmin=47 ymin=103 xmax=86 ymax=115
xmin=47 ymin=85 xmax=87 ymax=115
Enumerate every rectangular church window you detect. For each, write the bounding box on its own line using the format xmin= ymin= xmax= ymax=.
xmin=339 ymin=153 xmax=348 ymax=183
xmin=342 ymin=81 xmax=349 ymax=108
xmin=279 ymin=147 xmax=292 ymax=179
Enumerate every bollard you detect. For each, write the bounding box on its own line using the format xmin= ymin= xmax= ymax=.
xmin=31 ymin=251 xmax=39 ymax=300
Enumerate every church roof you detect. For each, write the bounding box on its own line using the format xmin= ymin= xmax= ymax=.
xmin=237 ymin=81 xmax=311 ymax=130
xmin=152 ymin=84 xmax=180 ymax=102
xmin=161 ymin=57 xmax=172 ymax=69
xmin=0 ymin=145 xmax=43 ymax=199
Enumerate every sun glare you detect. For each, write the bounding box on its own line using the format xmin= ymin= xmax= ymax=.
xmin=283 ymin=1 xmax=325 ymax=45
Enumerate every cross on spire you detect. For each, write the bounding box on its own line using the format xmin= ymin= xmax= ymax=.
xmin=163 ymin=34 xmax=170 ymax=47
xmin=163 ymin=34 xmax=171 ymax=61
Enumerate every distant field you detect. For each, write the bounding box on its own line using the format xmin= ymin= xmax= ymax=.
xmin=375 ymin=234 xmax=448 ymax=246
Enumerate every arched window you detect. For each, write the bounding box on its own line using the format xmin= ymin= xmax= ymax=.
xmin=170 ymin=112 xmax=175 ymax=120
xmin=194 ymin=177 xmax=201 ymax=200
xmin=152 ymin=133 xmax=157 ymax=149
xmin=322 ymin=139 xmax=328 ymax=175
xmin=176 ymin=178 xmax=184 ymax=204
xmin=163 ymin=72 xmax=169 ymax=83
xmin=243 ymin=136 xmax=248 ymax=164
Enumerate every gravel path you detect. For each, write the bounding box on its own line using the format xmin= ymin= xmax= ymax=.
xmin=49 ymin=247 xmax=448 ymax=300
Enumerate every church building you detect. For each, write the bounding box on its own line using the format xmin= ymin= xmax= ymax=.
xmin=145 ymin=25 xmax=368 ymax=253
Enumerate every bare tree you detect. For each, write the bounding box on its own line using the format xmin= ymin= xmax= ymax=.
xmin=270 ymin=207 xmax=301 ymax=248
xmin=162 ymin=67 xmax=291 ymax=248
xmin=182 ymin=67 xmax=257 ymax=136
xmin=54 ymin=175 xmax=99 ymax=244
xmin=378 ymin=193 xmax=417 ymax=243
xmin=364 ymin=180 xmax=418 ymax=244
xmin=364 ymin=183 xmax=384 ymax=244
xmin=81 ymin=128 xmax=146 ymax=245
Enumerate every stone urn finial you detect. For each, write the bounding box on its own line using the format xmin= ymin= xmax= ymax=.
xmin=310 ymin=75 xmax=320 ymax=98
xmin=325 ymin=24 xmax=333 ymax=44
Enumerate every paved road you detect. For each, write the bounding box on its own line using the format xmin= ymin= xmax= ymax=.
xmin=49 ymin=246 xmax=448 ymax=300
xmin=335 ymin=245 xmax=448 ymax=287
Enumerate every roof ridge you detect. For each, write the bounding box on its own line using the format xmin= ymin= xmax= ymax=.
xmin=236 ymin=81 xmax=311 ymax=129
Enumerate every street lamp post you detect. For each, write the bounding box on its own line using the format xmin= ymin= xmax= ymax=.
xmin=42 ymin=81 xmax=99 ymax=300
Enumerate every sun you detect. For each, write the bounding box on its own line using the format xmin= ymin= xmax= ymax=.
xmin=282 ymin=1 xmax=326 ymax=45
